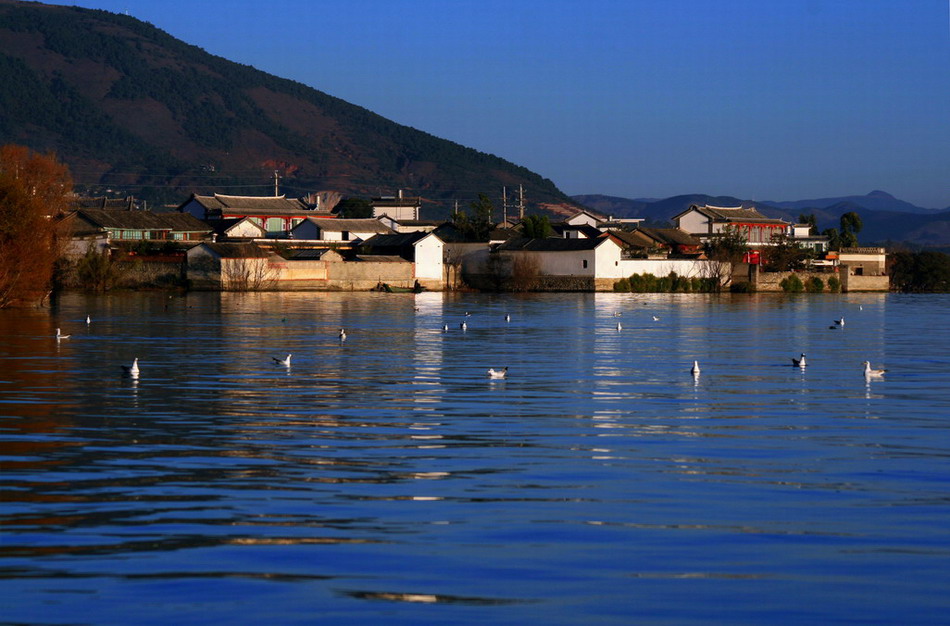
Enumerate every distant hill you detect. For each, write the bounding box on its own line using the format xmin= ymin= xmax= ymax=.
xmin=762 ymin=190 xmax=941 ymax=215
xmin=572 ymin=192 xmax=950 ymax=248
xmin=0 ymin=0 xmax=576 ymax=217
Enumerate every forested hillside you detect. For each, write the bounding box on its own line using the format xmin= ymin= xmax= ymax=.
xmin=0 ymin=0 xmax=574 ymax=215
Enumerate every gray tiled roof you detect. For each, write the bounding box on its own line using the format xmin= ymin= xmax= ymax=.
xmin=301 ymin=218 xmax=394 ymax=234
xmin=360 ymin=231 xmax=431 ymax=248
xmin=497 ymin=237 xmax=609 ymax=252
xmin=77 ymin=208 xmax=211 ymax=232
xmin=198 ymin=242 xmax=270 ymax=259
xmin=680 ymin=204 xmax=787 ymax=225
xmin=636 ymin=227 xmax=702 ymax=246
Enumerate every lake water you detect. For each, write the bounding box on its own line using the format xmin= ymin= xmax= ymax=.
xmin=2 ymin=291 xmax=949 ymax=624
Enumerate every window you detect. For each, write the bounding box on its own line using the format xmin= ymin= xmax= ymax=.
xmin=582 ymin=259 xmax=588 ymax=269
xmin=342 ymin=231 xmax=350 ymax=241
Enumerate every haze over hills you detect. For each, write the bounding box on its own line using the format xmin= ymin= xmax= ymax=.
xmin=0 ymin=0 xmax=576 ymax=217
xmin=573 ymin=192 xmax=950 ymax=249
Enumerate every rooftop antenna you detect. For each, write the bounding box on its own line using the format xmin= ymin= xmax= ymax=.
xmin=518 ymin=184 xmax=525 ymax=220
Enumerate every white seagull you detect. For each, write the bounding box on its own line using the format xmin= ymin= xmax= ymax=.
xmin=690 ymin=360 xmax=701 ymax=376
xmin=616 ymin=322 xmax=622 ymax=331
xmin=55 ymin=328 xmax=70 ymax=340
xmin=272 ymin=354 xmax=292 ymax=367
xmin=121 ymin=358 xmax=139 ymax=377
xmin=792 ymin=353 xmax=807 ymax=368
xmin=834 ymin=317 xmax=845 ymax=327
xmin=652 ymin=315 xmax=660 ymax=321
xmin=863 ymin=361 xmax=886 ymax=378
xmin=505 ymin=314 xmax=510 ymax=322
xmin=339 ymin=328 xmax=346 ymax=342
xmin=86 ymin=315 xmax=91 ymax=324
xmin=487 ymin=367 xmax=508 ymax=379
xmin=460 ymin=320 xmax=467 ymax=330
xmin=442 ymin=324 xmax=449 ymax=332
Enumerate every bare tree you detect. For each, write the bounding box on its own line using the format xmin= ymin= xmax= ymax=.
xmin=510 ymin=253 xmax=541 ymax=291
xmin=0 ymin=145 xmax=72 ymax=308
xmin=223 ymin=257 xmax=277 ymax=291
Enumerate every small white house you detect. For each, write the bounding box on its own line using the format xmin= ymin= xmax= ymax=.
xmin=214 ymin=217 xmax=266 ymax=240
xmin=370 ymin=191 xmax=422 ymax=221
xmin=359 ymin=231 xmax=445 ymax=287
xmin=565 ymin=210 xmax=605 ymax=228
xmin=496 ymin=235 xmax=626 ymax=289
xmin=290 ymin=218 xmax=393 ymax=243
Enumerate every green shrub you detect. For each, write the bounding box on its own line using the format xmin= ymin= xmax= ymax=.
xmin=827 ymin=275 xmax=841 ymax=292
xmin=76 ymin=248 xmax=121 ymax=292
xmin=805 ymin=276 xmax=824 ymax=293
xmin=780 ymin=274 xmax=804 ymax=293
xmin=621 ymin=272 xmax=719 ymax=293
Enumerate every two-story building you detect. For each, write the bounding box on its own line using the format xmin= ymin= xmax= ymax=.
xmin=673 ymin=204 xmax=789 ymax=246
xmin=370 ymin=191 xmax=423 ymax=221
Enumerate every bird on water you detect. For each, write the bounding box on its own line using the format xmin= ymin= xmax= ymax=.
xmin=487 ymin=367 xmax=508 ymax=379
xmin=121 ymin=358 xmax=139 ymax=377
xmin=863 ymin=361 xmax=886 ymax=378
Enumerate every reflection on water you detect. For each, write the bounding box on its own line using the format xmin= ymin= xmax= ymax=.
xmin=2 ymin=291 xmax=950 ymax=624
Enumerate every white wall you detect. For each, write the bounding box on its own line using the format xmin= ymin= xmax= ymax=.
xmin=535 ymin=249 xmax=596 ymax=276
xmin=594 ymin=240 xmax=625 ymax=278
xmin=677 ymin=210 xmax=710 ymax=235
xmin=227 ymin=220 xmax=265 ymax=238
xmin=413 ymin=234 xmax=444 ymax=280
xmin=617 ymin=258 xmax=714 ymax=279
xmin=566 ymin=212 xmax=599 ymax=227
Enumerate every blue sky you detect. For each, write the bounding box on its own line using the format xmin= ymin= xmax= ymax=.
xmin=55 ymin=0 xmax=950 ymax=208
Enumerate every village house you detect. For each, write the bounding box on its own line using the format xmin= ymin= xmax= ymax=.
xmin=210 ymin=217 xmax=267 ymax=241
xmin=289 ymin=217 xmax=394 ymax=243
xmin=359 ymin=231 xmax=444 ymax=288
xmin=673 ymin=204 xmax=789 ymax=246
xmin=564 ymin=209 xmax=605 ymax=228
xmin=61 ymin=207 xmax=212 ymax=258
xmin=491 ymin=235 xmax=626 ymax=291
xmin=786 ymin=223 xmax=829 ymax=252
xmin=178 ymin=193 xmax=332 ymax=236
xmin=370 ymin=191 xmax=423 ymax=221
xmin=609 ymin=227 xmax=704 ymax=258
xmin=555 ymin=222 xmax=603 ymax=239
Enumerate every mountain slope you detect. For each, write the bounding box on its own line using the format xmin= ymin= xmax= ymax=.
xmin=0 ymin=0 xmax=574 ymax=214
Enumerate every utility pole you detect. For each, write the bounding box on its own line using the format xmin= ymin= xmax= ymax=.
xmin=273 ymin=170 xmax=280 ymax=196
xmin=518 ymin=184 xmax=525 ymax=220
xmin=502 ymin=186 xmax=508 ymax=225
